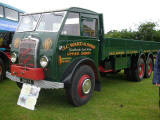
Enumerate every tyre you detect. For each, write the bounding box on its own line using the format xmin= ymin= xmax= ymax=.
xmin=111 ymin=70 xmax=121 ymax=74
xmin=66 ymin=65 xmax=95 ymax=106
xmin=126 ymin=68 xmax=133 ymax=81
xmin=16 ymin=82 xmax=23 ymax=89
xmin=144 ymin=57 xmax=153 ymax=78
xmin=133 ymin=58 xmax=145 ymax=82
xmin=0 ymin=58 xmax=5 ymax=81
xmin=115 ymin=70 xmax=121 ymax=73
xmin=100 ymin=72 xmax=106 ymax=77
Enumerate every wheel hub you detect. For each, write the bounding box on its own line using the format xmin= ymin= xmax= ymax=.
xmin=148 ymin=63 xmax=152 ymax=75
xmin=138 ymin=64 xmax=143 ymax=78
xmin=82 ymin=78 xmax=91 ymax=94
xmin=139 ymin=67 xmax=141 ymax=72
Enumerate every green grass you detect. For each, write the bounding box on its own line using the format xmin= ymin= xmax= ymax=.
xmin=0 ymin=72 xmax=159 ymax=120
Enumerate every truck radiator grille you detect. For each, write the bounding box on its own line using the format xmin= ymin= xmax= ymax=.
xmin=19 ymin=38 xmax=38 ymax=68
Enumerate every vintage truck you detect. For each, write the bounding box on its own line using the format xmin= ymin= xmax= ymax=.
xmin=6 ymin=7 xmax=160 ymax=106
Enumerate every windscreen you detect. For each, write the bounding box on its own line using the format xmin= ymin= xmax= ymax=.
xmin=17 ymin=14 xmax=40 ymax=32
xmin=17 ymin=11 xmax=66 ymax=32
xmin=37 ymin=12 xmax=65 ymax=32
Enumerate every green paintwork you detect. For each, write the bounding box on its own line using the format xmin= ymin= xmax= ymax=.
xmin=12 ymin=31 xmax=59 ymax=81
xmin=101 ymin=38 xmax=160 ymax=71
xmin=114 ymin=57 xmax=130 ymax=70
xmin=57 ymin=35 xmax=99 ymax=81
xmin=11 ymin=7 xmax=160 ymax=83
xmin=102 ymin=38 xmax=160 ymax=59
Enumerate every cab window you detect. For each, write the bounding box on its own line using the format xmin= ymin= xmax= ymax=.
xmin=82 ymin=18 xmax=97 ymax=37
xmin=5 ymin=7 xmax=18 ymax=21
xmin=0 ymin=6 xmax=3 ymax=17
xmin=61 ymin=12 xmax=80 ymax=36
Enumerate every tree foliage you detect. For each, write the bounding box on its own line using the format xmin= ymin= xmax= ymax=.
xmin=105 ymin=22 xmax=160 ymax=42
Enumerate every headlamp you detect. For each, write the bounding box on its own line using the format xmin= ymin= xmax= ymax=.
xmin=40 ymin=56 xmax=49 ymax=68
xmin=11 ymin=52 xmax=17 ymax=63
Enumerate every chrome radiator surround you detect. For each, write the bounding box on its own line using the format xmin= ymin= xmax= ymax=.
xmin=18 ymin=36 xmax=39 ymax=67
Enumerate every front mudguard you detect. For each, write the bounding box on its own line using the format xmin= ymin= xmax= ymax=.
xmin=61 ymin=58 xmax=101 ymax=91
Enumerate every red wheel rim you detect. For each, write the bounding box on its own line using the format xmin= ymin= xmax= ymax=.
xmin=78 ymin=74 xmax=91 ymax=98
xmin=139 ymin=64 xmax=144 ymax=78
xmin=148 ymin=63 xmax=152 ymax=75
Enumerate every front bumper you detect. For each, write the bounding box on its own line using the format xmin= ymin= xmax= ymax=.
xmin=11 ymin=64 xmax=44 ymax=80
xmin=6 ymin=71 xmax=64 ymax=89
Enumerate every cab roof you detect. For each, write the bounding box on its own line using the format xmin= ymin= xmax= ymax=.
xmin=68 ymin=7 xmax=98 ymax=15
xmin=0 ymin=2 xmax=25 ymax=13
xmin=22 ymin=7 xmax=99 ymax=15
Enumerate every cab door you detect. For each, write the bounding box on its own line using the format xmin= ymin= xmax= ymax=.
xmin=57 ymin=12 xmax=99 ymax=81
xmin=80 ymin=13 xmax=100 ymax=66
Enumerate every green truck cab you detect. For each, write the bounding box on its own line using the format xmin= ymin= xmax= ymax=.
xmin=7 ymin=7 xmax=160 ymax=106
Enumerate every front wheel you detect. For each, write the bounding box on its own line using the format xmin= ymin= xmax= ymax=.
xmin=0 ymin=58 xmax=5 ymax=81
xmin=66 ymin=65 xmax=95 ymax=106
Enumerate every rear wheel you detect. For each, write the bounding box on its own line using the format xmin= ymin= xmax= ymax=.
xmin=133 ymin=58 xmax=145 ymax=81
xmin=100 ymin=72 xmax=106 ymax=77
xmin=126 ymin=68 xmax=133 ymax=80
xmin=145 ymin=57 xmax=153 ymax=78
xmin=66 ymin=65 xmax=95 ymax=106
xmin=0 ymin=58 xmax=5 ymax=81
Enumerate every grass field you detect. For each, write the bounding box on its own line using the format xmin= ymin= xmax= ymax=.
xmin=0 ymin=72 xmax=159 ymax=120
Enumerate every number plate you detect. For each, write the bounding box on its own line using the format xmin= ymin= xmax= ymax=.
xmin=21 ymin=79 xmax=34 ymax=84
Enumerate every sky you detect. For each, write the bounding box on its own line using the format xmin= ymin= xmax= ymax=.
xmin=1 ymin=0 xmax=160 ymax=33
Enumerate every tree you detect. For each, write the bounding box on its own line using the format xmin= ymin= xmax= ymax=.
xmin=137 ymin=22 xmax=156 ymax=41
xmin=105 ymin=29 xmax=137 ymax=40
xmin=104 ymin=30 xmax=122 ymax=38
xmin=153 ymin=30 xmax=160 ymax=42
xmin=105 ymin=21 xmax=160 ymax=42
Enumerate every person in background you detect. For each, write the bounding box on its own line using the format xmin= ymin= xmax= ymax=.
xmin=153 ymin=50 xmax=160 ymax=108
